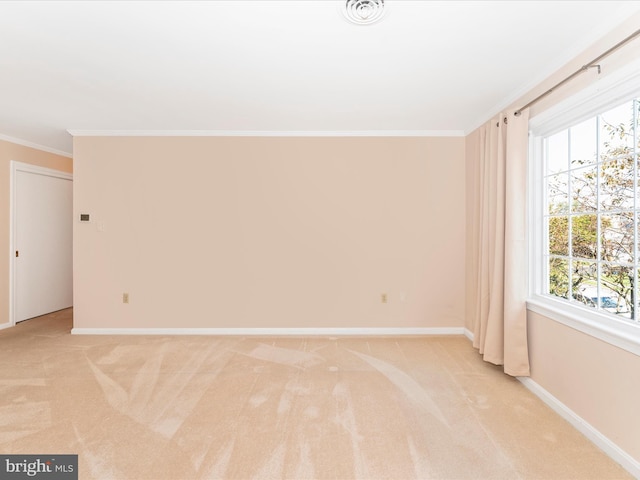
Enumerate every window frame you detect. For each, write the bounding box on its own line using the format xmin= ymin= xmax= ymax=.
xmin=528 ymin=60 xmax=640 ymax=357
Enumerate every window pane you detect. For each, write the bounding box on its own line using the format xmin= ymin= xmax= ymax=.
xmin=548 ymin=216 xmax=568 ymax=255
xmin=571 ymin=214 xmax=597 ymax=259
xmin=547 ymin=130 xmax=568 ymax=174
xmin=636 ymin=98 xmax=640 ymax=150
xmin=572 ymin=260 xmax=597 ymax=306
xmin=600 ymin=101 xmax=634 ymax=157
xmin=600 ymin=156 xmax=634 ymax=210
xmin=637 ymin=216 xmax=640 ymax=263
xmin=547 ymin=173 xmax=568 ymax=214
xmin=541 ymin=98 xmax=640 ymax=325
xmin=600 ymin=264 xmax=633 ymax=319
xmin=636 ymin=155 xmax=640 ymax=206
xmin=571 ymin=165 xmax=597 ymax=213
xmin=548 ymin=257 xmax=568 ymax=299
xmin=601 ymin=213 xmax=634 ymax=264
xmin=570 ymin=118 xmax=597 ymax=166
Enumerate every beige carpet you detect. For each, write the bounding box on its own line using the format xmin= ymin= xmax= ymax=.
xmin=0 ymin=308 xmax=631 ymax=480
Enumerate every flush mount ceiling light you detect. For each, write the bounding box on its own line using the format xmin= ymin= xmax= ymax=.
xmin=343 ymin=0 xmax=385 ymax=25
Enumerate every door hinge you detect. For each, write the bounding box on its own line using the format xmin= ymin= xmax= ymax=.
xmin=15 ymin=250 xmax=19 ymax=257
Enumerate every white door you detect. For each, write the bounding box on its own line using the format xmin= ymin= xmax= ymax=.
xmin=13 ymin=163 xmax=73 ymax=323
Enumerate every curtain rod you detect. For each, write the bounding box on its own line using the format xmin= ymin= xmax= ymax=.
xmin=514 ymin=28 xmax=640 ymax=117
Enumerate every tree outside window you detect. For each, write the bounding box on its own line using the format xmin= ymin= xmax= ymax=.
xmin=545 ymin=98 xmax=639 ymax=321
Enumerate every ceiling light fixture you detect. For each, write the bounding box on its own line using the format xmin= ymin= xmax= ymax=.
xmin=343 ymin=0 xmax=385 ymax=25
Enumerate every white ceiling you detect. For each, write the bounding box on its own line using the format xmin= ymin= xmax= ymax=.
xmin=1 ymin=0 xmax=639 ymax=157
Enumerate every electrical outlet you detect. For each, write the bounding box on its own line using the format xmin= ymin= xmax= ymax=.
xmin=381 ymin=293 xmax=388 ymax=303
xmin=123 ymin=293 xmax=129 ymax=304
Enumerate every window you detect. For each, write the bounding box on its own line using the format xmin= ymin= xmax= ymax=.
xmin=543 ymin=99 xmax=639 ymax=322
xmin=528 ymin=64 xmax=640 ymax=355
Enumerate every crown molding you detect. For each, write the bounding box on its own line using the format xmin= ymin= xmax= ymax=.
xmin=66 ymin=129 xmax=465 ymax=138
xmin=0 ymin=134 xmax=72 ymax=158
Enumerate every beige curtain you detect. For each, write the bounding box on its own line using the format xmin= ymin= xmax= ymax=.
xmin=473 ymin=109 xmax=530 ymax=377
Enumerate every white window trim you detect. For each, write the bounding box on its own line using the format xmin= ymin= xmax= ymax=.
xmin=529 ymin=57 xmax=640 ymax=136
xmin=528 ymin=58 xmax=640 ymax=358
xmin=527 ymin=298 xmax=640 ymax=357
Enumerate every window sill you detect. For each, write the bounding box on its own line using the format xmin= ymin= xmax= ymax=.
xmin=527 ymin=296 xmax=640 ymax=357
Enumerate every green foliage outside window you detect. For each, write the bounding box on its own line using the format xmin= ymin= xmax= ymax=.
xmin=546 ymin=99 xmax=639 ymax=320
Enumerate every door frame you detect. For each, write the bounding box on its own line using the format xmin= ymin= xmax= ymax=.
xmin=8 ymin=161 xmax=73 ymax=328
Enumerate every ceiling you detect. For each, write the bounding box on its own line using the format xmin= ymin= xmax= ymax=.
xmin=1 ymin=1 xmax=639 ymax=157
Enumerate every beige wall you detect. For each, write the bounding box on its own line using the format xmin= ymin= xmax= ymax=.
xmin=73 ymin=136 xmax=465 ymax=329
xmin=0 ymin=139 xmax=72 ymax=327
xmin=464 ymin=129 xmax=481 ymax=333
xmin=528 ymin=311 xmax=640 ymax=461
xmin=465 ymin=11 xmax=640 ymax=468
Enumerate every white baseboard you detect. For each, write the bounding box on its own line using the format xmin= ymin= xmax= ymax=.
xmin=0 ymin=322 xmax=12 ymax=331
xmin=71 ymin=326 xmax=466 ymax=336
xmin=463 ymin=328 xmax=474 ymax=341
xmin=518 ymin=377 xmax=640 ymax=479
